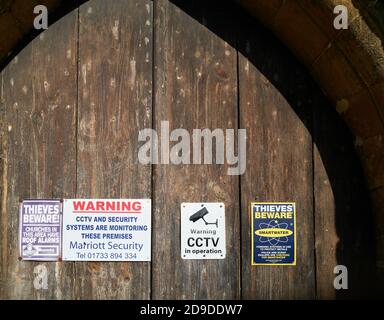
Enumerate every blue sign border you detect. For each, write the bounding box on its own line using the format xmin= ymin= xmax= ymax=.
xmin=251 ymin=202 xmax=296 ymax=266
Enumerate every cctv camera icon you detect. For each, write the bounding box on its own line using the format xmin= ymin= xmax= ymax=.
xmin=189 ymin=207 xmax=218 ymax=227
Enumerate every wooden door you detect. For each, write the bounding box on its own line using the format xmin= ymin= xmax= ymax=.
xmin=0 ymin=0 xmax=376 ymax=299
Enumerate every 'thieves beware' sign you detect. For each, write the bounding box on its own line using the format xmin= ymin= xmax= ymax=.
xmin=251 ymin=202 xmax=296 ymax=266
xmin=181 ymin=202 xmax=226 ymax=260
xmin=19 ymin=199 xmax=62 ymax=261
xmin=62 ymin=199 xmax=151 ymax=261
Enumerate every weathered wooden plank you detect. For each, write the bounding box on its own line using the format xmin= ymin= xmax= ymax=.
xmin=76 ymin=0 xmax=152 ymax=299
xmin=313 ymin=99 xmax=378 ymax=299
xmin=313 ymin=131 xmax=337 ymax=299
xmin=238 ymin=23 xmax=315 ymax=299
xmin=152 ymin=0 xmax=240 ymax=299
xmin=0 ymin=10 xmax=78 ymax=299
xmin=0 ymin=54 xmax=4 ymax=300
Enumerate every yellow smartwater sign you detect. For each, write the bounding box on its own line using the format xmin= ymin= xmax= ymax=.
xmin=251 ymin=202 xmax=296 ymax=266
xmin=255 ymin=228 xmax=293 ymax=237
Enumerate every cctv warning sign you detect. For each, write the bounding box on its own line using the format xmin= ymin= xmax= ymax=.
xmin=251 ymin=202 xmax=296 ymax=266
xmin=181 ymin=203 xmax=226 ymax=260
xmin=62 ymin=199 xmax=151 ymax=261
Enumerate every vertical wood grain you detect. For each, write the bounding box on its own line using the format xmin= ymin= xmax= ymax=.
xmin=0 ymin=0 xmax=377 ymax=300
xmin=1 ymin=10 xmax=78 ymax=299
xmin=238 ymin=25 xmax=315 ymax=299
xmin=151 ymin=0 xmax=240 ymax=299
xmin=75 ymin=0 xmax=152 ymax=299
xmin=313 ymin=110 xmax=338 ymax=299
xmin=0 ymin=55 xmax=4 ymax=300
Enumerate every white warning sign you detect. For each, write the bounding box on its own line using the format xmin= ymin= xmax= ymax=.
xmin=62 ymin=199 xmax=151 ymax=261
xmin=181 ymin=202 xmax=226 ymax=260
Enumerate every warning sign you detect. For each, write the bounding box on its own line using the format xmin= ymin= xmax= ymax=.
xmin=181 ymin=202 xmax=226 ymax=260
xmin=251 ymin=202 xmax=296 ymax=266
xmin=62 ymin=199 xmax=151 ymax=261
xmin=19 ymin=199 xmax=62 ymax=261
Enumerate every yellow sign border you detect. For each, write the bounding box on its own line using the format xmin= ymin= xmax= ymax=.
xmin=250 ymin=202 xmax=296 ymax=266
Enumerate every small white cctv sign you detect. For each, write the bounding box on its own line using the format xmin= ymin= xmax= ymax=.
xmin=181 ymin=203 xmax=226 ymax=260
